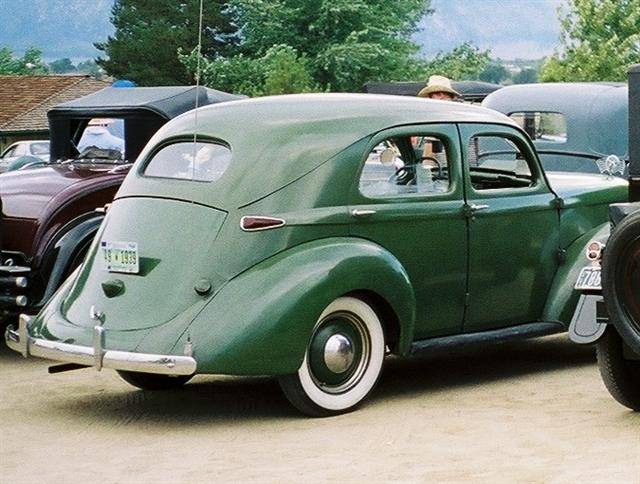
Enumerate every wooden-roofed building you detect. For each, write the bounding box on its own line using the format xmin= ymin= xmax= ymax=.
xmin=0 ymin=75 xmax=109 ymax=150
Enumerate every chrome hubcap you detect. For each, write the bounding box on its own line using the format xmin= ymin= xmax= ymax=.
xmin=324 ymin=333 xmax=355 ymax=374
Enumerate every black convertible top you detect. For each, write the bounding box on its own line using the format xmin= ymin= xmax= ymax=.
xmin=363 ymin=80 xmax=501 ymax=102
xmin=48 ymin=86 xmax=242 ymax=161
xmin=48 ymin=86 xmax=241 ymax=120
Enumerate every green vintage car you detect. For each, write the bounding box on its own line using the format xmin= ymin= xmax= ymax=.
xmin=5 ymin=94 xmax=628 ymax=416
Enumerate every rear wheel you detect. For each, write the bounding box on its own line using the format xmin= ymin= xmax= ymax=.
xmin=117 ymin=370 xmax=192 ymax=391
xmin=596 ymin=328 xmax=640 ymax=411
xmin=278 ymin=297 xmax=385 ymax=417
xmin=601 ymin=211 xmax=640 ymax=354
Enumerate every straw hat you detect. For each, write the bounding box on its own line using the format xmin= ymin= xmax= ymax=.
xmin=417 ymin=75 xmax=460 ymax=98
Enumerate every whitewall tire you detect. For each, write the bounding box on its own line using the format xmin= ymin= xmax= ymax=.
xmin=278 ymin=297 xmax=385 ymax=417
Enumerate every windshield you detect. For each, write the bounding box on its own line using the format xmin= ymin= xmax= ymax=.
xmin=30 ymin=142 xmax=50 ymax=155
xmin=72 ymin=118 xmax=126 ymax=163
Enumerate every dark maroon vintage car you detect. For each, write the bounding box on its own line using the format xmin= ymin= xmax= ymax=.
xmin=0 ymin=86 xmax=240 ymax=325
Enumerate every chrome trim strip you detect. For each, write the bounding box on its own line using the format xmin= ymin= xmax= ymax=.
xmin=4 ymin=318 xmax=197 ymax=376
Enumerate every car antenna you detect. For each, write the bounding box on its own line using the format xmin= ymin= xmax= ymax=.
xmin=191 ymin=0 xmax=205 ymax=181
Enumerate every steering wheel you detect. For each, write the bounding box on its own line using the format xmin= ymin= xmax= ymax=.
xmin=389 ymin=165 xmax=415 ymax=185
xmin=419 ymin=155 xmax=444 ymax=179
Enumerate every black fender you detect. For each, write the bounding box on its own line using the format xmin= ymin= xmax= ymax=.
xmin=36 ymin=214 xmax=104 ymax=306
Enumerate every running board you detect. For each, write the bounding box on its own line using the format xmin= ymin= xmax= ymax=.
xmin=409 ymin=322 xmax=566 ymax=356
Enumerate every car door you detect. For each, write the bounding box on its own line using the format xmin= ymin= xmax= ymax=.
xmin=349 ymin=124 xmax=467 ymax=339
xmin=458 ymin=123 xmax=560 ymax=332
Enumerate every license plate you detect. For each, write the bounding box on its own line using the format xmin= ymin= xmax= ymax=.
xmin=575 ymin=266 xmax=601 ymax=291
xmin=101 ymin=241 xmax=139 ymax=274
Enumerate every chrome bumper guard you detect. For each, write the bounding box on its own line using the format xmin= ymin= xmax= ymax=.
xmin=5 ymin=315 xmax=197 ymax=376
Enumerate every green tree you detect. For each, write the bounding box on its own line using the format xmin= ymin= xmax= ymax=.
xmin=540 ymin=0 xmax=640 ymax=82
xmin=0 ymin=46 xmax=48 ymax=75
xmin=423 ymin=42 xmax=491 ymax=81
xmin=186 ymin=0 xmax=432 ymax=93
xmin=76 ymin=59 xmax=104 ymax=79
xmin=512 ymin=68 xmax=538 ymax=84
xmin=479 ymin=61 xmax=509 ymax=84
xmin=96 ymin=0 xmax=238 ymax=85
xmin=49 ymin=58 xmax=77 ymax=74
xmin=180 ymin=44 xmax=318 ymax=96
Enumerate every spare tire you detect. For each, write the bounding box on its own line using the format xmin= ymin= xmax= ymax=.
xmin=601 ymin=210 xmax=640 ymax=354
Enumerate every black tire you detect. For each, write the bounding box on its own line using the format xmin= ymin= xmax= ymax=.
xmin=596 ymin=328 xmax=640 ymax=411
xmin=601 ymin=210 xmax=640 ymax=354
xmin=117 ymin=370 xmax=192 ymax=391
xmin=278 ymin=297 xmax=386 ymax=417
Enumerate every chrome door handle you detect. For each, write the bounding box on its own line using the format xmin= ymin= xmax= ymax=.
xmin=470 ymin=204 xmax=490 ymax=212
xmin=351 ymin=209 xmax=377 ymax=217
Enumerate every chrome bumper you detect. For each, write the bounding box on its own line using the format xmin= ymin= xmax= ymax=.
xmin=5 ymin=314 xmax=197 ymax=376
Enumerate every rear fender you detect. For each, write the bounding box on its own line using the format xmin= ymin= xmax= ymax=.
xmin=164 ymin=237 xmax=415 ymax=376
xmin=542 ymin=223 xmax=609 ymax=326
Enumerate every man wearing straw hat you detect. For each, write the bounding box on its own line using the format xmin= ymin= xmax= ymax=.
xmin=416 ymin=75 xmax=459 ymax=166
xmin=417 ymin=75 xmax=460 ymax=101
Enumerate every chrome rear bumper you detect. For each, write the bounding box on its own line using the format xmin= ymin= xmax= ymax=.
xmin=5 ymin=314 xmax=197 ymax=376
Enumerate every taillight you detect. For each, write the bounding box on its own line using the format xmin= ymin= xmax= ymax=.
xmin=240 ymin=216 xmax=286 ymax=232
xmin=586 ymin=241 xmax=604 ymax=262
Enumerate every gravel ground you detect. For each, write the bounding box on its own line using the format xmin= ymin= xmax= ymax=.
xmin=1 ymin=334 xmax=639 ymax=483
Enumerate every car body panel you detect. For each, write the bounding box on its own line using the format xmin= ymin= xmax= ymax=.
xmin=15 ymin=93 xmax=629 ymax=379
xmin=349 ymin=123 xmax=467 ymax=338
xmin=543 ymin=223 xmax=610 ymax=325
xmin=118 ymin=94 xmax=516 ymax=210
xmin=0 ymin=140 xmax=50 ymax=172
xmin=483 ymin=83 xmax=628 ymax=174
xmin=0 ymin=164 xmax=126 ymax=260
xmin=0 ymin=87 xmax=241 ymax=323
xmin=458 ymin=122 xmax=561 ymax=331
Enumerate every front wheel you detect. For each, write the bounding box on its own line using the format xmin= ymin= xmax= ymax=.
xmin=117 ymin=370 xmax=192 ymax=391
xmin=278 ymin=297 xmax=385 ymax=417
xmin=596 ymin=328 xmax=640 ymax=411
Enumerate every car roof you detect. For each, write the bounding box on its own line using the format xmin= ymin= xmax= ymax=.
xmin=363 ymin=80 xmax=502 ymax=102
xmin=166 ymin=92 xmax=515 ymax=137
xmin=483 ymin=83 xmax=628 ymax=156
xmin=483 ymin=82 xmax=627 ymax=115
xmin=122 ymin=93 xmax=517 ymax=209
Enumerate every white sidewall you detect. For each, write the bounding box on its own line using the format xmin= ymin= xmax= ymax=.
xmin=298 ymin=297 xmax=385 ymax=411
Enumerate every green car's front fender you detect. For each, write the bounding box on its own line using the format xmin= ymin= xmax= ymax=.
xmin=542 ymin=223 xmax=609 ymax=325
xmin=163 ymin=237 xmax=416 ymax=376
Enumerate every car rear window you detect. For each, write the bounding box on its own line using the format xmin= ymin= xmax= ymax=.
xmin=143 ymin=141 xmax=231 ymax=182
xmin=509 ymin=112 xmax=567 ymax=144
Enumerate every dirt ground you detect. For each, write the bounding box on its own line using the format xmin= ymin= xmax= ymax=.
xmin=1 ymin=334 xmax=638 ymax=483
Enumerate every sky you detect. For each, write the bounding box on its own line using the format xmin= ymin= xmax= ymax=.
xmin=0 ymin=0 xmax=565 ymax=61
xmin=416 ymin=0 xmax=566 ymax=59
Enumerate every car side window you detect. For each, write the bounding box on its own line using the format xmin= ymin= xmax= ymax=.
xmin=359 ymin=134 xmax=451 ymax=198
xmin=13 ymin=144 xmax=27 ymax=156
xmin=467 ymin=135 xmax=534 ymax=191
